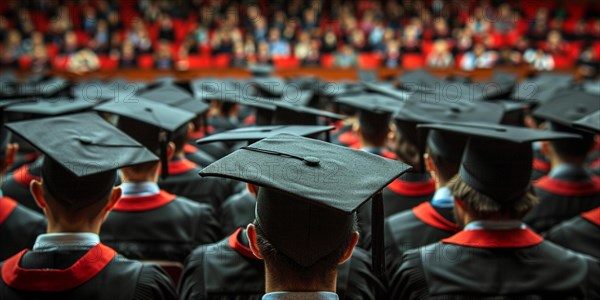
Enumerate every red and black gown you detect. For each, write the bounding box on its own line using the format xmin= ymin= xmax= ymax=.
xmin=531 ymin=147 xmax=551 ymax=181
xmin=0 ymin=243 xmax=176 ymax=299
xmin=525 ymin=166 xmax=600 ymax=233
xmin=0 ymin=196 xmax=46 ymax=261
xmin=384 ymin=201 xmax=458 ymax=275
xmin=389 ymin=226 xmax=600 ymax=299
xmin=178 ymin=228 xmax=386 ymax=300
xmin=158 ymin=157 xmax=238 ymax=213
xmin=383 ymin=172 xmax=436 ymax=218
xmin=546 ymin=207 xmax=600 ymax=259
xmin=2 ymin=157 xmax=43 ymax=213
xmin=220 ymin=189 xmax=256 ymax=236
xmin=100 ymin=189 xmax=221 ymax=262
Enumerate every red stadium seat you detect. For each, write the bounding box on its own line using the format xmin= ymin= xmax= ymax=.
xmin=321 ymin=54 xmax=334 ymax=68
xmin=358 ymin=53 xmax=382 ymax=69
xmin=18 ymin=56 xmax=32 ymax=70
xmin=552 ymin=55 xmax=573 ymax=69
xmin=98 ymin=55 xmax=118 ymax=70
xmin=75 ymin=31 xmax=90 ymax=47
xmin=402 ymin=54 xmax=425 ymax=69
xmin=52 ymin=55 xmax=69 ymax=70
xmin=187 ymin=55 xmax=211 ymax=69
xmin=138 ymin=55 xmax=154 ymax=69
xmin=273 ymin=57 xmax=301 ymax=68
xmin=213 ymin=54 xmax=231 ymax=68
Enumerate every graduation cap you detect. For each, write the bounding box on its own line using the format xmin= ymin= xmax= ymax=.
xmin=397 ymin=70 xmax=445 ymax=92
xmin=574 ymin=111 xmax=600 ymax=134
xmin=17 ymin=76 xmax=70 ymax=98
xmin=493 ymin=100 xmax=531 ymax=126
xmin=532 ymin=89 xmax=600 ymax=127
xmin=94 ymin=100 xmax=196 ymax=179
xmin=196 ymin=125 xmax=335 ymax=145
xmin=5 ymin=98 xmax=101 ymax=118
xmin=72 ymin=79 xmax=147 ymax=103
xmin=511 ymin=73 xmax=573 ymax=104
xmin=0 ymin=99 xmax=39 ymax=154
xmin=271 ymin=100 xmax=346 ymax=126
xmin=251 ymin=77 xmax=286 ymax=98
xmin=6 ymin=112 xmax=158 ymax=209
xmin=363 ymin=82 xmax=411 ymax=101
xmin=358 ymin=70 xmax=378 ymax=83
xmin=582 ymin=80 xmax=600 ymax=96
xmin=200 ymin=133 xmax=412 ymax=276
xmin=138 ymin=84 xmax=210 ymax=116
xmin=418 ymin=123 xmax=580 ymax=203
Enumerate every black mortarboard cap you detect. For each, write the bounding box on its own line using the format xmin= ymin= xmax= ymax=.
xmin=418 ymin=123 xmax=580 ymax=203
xmin=6 ymin=112 xmax=158 ymax=209
xmin=532 ymin=89 xmax=600 ymax=127
xmin=139 ymin=84 xmax=210 ymax=116
xmin=251 ymin=77 xmax=286 ymax=98
xmin=358 ymin=70 xmax=378 ymax=83
xmin=17 ymin=76 xmax=70 ymax=98
xmin=574 ymin=111 xmax=600 ymax=134
xmin=200 ymin=133 xmax=412 ymax=276
xmin=271 ymin=100 xmax=345 ymax=126
xmin=336 ymin=93 xmax=403 ymax=114
xmin=5 ymin=98 xmax=100 ymax=117
xmin=363 ymin=82 xmax=411 ymax=101
xmin=582 ymin=80 xmax=600 ymax=96
xmin=397 ymin=70 xmax=445 ymax=92
xmin=196 ymin=125 xmax=334 ymax=145
xmin=511 ymin=73 xmax=573 ymax=104
xmin=94 ymin=100 xmax=195 ymax=179
xmin=0 ymin=99 xmax=38 ymax=154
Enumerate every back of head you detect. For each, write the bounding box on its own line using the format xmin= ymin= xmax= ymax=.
xmin=548 ymin=122 xmax=595 ymax=160
xmin=358 ymin=110 xmax=391 ymax=147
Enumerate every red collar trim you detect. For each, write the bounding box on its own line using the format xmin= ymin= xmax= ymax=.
xmin=534 ymin=176 xmax=600 ymax=197
xmin=412 ymin=202 xmax=459 ymax=232
xmin=167 ymin=158 xmax=197 ymax=175
xmin=387 ymin=178 xmax=436 ymax=197
xmin=1 ymin=243 xmax=116 ymax=292
xmin=330 ymin=120 xmax=344 ymax=133
xmin=0 ymin=197 xmax=18 ymax=225
xmin=228 ymin=228 xmax=259 ymax=260
xmin=243 ymin=114 xmax=256 ymax=125
xmin=382 ymin=150 xmax=397 ymax=160
xmin=189 ymin=126 xmax=215 ymax=140
xmin=442 ymin=227 xmax=543 ymax=248
xmin=581 ymin=207 xmax=600 ymax=226
xmin=591 ymin=157 xmax=600 ymax=169
xmin=113 ymin=190 xmax=176 ymax=212
xmin=338 ymin=131 xmax=359 ymax=146
xmin=183 ymin=144 xmax=198 ymax=154
xmin=13 ymin=164 xmax=41 ymax=188
xmin=533 ymin=158 xmax=551 ymax=173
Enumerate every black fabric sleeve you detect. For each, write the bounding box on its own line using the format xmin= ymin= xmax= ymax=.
xmin=178 ymin=247 xmax=207 ymax=300
xmin=134 ymin=264 xmax=178 ymax=300
xmin=194 ymin=204 xmax=223 ymax=245
xmin=389 ymin=249 xmax=430 ymax=300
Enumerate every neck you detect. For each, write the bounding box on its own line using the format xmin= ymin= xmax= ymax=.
xmin=119 ymin=170 xmax=159 ymax=183
xmin=264 ymin=266 xmax=336 ymax=293
xmin=46 ymin=221 xmax=101 ymax=235
xmin=360 ymin=137 xmax=386 ymax=150
xmin=550 ymin=155 xmax=585 ymax=170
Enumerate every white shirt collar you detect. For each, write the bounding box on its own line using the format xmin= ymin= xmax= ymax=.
xmin=33 ymin=233 xmax=100 ymax=251
xmin=120 ymin=182 xmax=160 ymax=196
xmin=262 ymin=292 xmax=339 ymax=300
xmin=464 ymin=220 xmax=526 ymax=231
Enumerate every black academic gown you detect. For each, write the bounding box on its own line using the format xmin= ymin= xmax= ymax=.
xmin=331 ymin=124 xmax=358 ymax=147
xmin=2 ymin=157 xmax=43 ymax=213
xmin=531 ymin=148 xmax=551 ymax=181
xmin=0 ymin=243 xmax=177 ymax=300
xmin=546 ymin=207 xmax=600 ymax=259
xmin=389 ymin=228 xmax=600 ymax=299
xmin=525 ymin=168 xmax=600 ymax=233
xmin=383 ymin=172 xmax=436 ymax=218
xmin=0 ymin=197 xmax=46 ymax=261
xmin=158 ymin=157 xmax=236 ymax=213
xmin=220 ymin=190 xmax=256 ymax=236
xmin=100 ymin=190 xmax=221 ymax=262
xmin=183 ymin=144 xmax=217 ymax=167
xmin=384 ymin=202 xmax=458 ymax=274
xmin=179 ymin=228 xmax=386 ymax=300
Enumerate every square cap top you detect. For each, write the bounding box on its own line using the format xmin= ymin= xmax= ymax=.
xmin=196 ymin=125 xmax=335 ymax=145
xmin=5 ymin=98 xmax=101 ymax=116
xmin=582 ymin=80 xmax=600 ymax=96
xmin=363 ymin=82 xmax=411 ymax=101
xmin=574 ymin=111 xmax=600 ymax=134
xmin=335 ymin=93 xmax=402 ymax=115
xmin=94 ymin=98 xmax=196 ymax=133
xmin=532 ymin=89 xmax=600 ymax=126
xmin=138 ymin=84 xmax=210 ymax=115
xmin=200 ymin=133 xmax=412 ymax=213
xmin=395 ymin=97 xmax=505 ymax=125
xmin=397 ymin=70 xmax=445 ymax=92
xmin=358 ymin=70 xmax=378 ymax=83
xmin=6 ymin=112 xmax=159 ymax=177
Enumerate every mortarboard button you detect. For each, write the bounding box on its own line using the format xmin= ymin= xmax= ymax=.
xmin=303 ymin=156 xmax=320 ymax=166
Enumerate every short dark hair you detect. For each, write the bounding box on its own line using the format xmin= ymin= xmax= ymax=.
xmin=358 ymin=110 xmax=390 ymax=147
xmin=448 ymin=175 xmax=537 ymax=220
xmin=548 ymin=122 xmax=595 ymax=159
xmin=254 ymin=215 xmax=357 ymax=286
xmin=427 ymin=145 xmax=460 ymax=182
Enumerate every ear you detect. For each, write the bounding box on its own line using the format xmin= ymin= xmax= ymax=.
xmin=540 ymin=141 xmax=552 ymax=158
xmin=104 ymin=186 xmax=122 ymax=213
xmin=424 ymin=153 xmax=435 ymax=173
xmin=246 ymin=224 xmax=264 ymax=260
xmin=246 ymin=183 xmax=258 ymax=196
xmin=30 ymin=180 xmax=47 ymax=211
xmin=187 ymin=122 xmax=195 ymax=137
xmin=338 ymin=231 xmax=359 ymax=265
xmin=166 ymin=141 xmax=176 ymax=160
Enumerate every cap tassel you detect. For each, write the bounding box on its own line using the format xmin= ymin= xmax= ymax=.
xmin=371 ymin=192 xmax=385 ymax=278
xmin=159 ymin=130 xmax=169 ymax=180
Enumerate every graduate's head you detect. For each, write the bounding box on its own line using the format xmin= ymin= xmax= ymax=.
xmin=418 ymin=123 xmax=579 ymax=226
xmin=200 ymin=134 xmax=411 ymax=289
xmin=424 ymin=129 xmax=467 ymax=185
xmin=31 ymin=157 xmax=122 ymax=229
xmin=6 ymin=112 xmax=158 ymax=233
xmin=357 ymin=110 xmax=391 ymax=148
xmin=544 ymin=122 xmax=595 ymax=164
xmin=0 ymin=129 xmax=18 ymax=178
